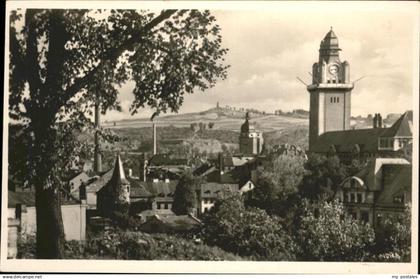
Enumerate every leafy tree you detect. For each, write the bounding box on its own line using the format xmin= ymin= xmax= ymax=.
xmin=173 ymin=170 xmax=202 ymax=215
xmin=246 ymin=154 xmax=307 ymax=219
xmin=299 ymin=154 xmax=347 ymax=201
xmin=372 ymin=204 xmax=411 ymax=262
xmin=201 ymin=193 xmax=297 ymax=260
xmin=296 ymin=199 xmax=375 ymax=261
xmin=9 ymin=9 xmax=228 ymax=258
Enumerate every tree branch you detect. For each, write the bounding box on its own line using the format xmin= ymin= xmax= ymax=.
xmin=24 ymin=10 xmax=43 ymax=97
xmin=62 ymin=9 xmax=177 ymax=107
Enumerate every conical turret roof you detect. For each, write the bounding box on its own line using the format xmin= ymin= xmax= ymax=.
xmin=110 ymin=154 xmax=130 ymax=185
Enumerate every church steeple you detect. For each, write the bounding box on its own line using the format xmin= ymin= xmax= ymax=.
xmin=239 ymin=112 xmax=263 ymax=155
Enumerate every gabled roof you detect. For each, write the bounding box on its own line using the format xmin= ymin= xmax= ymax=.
xmin=85 ymin=168 xmax=113 ymax=193
xmin=380 ymin=111 xmax=413 ymax=138
xmin=200 ymin=182 xmax=239 ymax=198
xmin=129 ymin=180 xmax=178 ymax=198
xmin=352 ymin=158 xmax=410 ymax=191
xmin=311 ymin=128 xmax=387 ymax=153
xmin=376 ymin=165 xmax=412 ymax=205
xmin=148 ymin=153 xmax=188 ymax=166
xmin=8 ymin=190 xmax=79 ymax=207
xmin=312 ymin=111 xmax=413 ymax=153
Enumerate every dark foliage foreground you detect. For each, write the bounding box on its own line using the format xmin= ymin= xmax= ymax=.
xmin=17 ymin=231 xmax=243 ymax=261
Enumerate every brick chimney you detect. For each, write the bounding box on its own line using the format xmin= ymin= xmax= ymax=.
xmin=373 ymin=113 xmax=378 ymax=128
xmin=377 ymin=113 xmax=383 ymax=128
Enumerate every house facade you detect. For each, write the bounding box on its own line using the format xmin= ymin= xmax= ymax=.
xmin=335 ymin=158 xmax=411 ymax=228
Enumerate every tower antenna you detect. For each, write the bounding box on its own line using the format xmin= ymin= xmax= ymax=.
xmin=308 ymin=72 xmax=321 ymax=84
xmin=352 ymin=76 xmax=366 ymax=83
xmin=296 ymin=76 xmax=308 ymax=86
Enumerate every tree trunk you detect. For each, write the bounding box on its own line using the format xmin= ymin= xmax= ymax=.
xmin=32 ymin=123 xmax=66 ymax=259
xmin=35 ymin=185 xmax=65 ymax=258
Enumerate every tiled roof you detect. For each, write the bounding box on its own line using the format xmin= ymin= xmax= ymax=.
xmin=148 ymin=153 xmax=188 ymax=166
xmin=223 ymin=156 xmax=255 ymax=167
xmin=376 ymin=165 xmax=412 ymax=205
xmin=312 ymin=111 xmax=413 ymax=153
xmin=380 ymin=111 xmax=412 ymax=138
xmin=8 ymin=190 xmax=79 ymax=207
xmin=85 ymin=168 xmax=113 ymax=193
xmin=311 ymin=128 xmax=387 ymax=153
xmin=353 ymin=158 xmax=410 ymax=192
xmin=200 ymin=182 xmax=239 ymax=198
xmin=129 ymin=180 xmax=177 ymax=198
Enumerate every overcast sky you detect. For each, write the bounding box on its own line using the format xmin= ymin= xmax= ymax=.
xmin=101 ymin=3 xmax=418 ymax=121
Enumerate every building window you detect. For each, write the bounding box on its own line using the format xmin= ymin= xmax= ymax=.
xmin=357 ymin=193 xmax=362 ymax=203
xmin=350 ymin=193 xmax=355 ymax=203
xmin=337 ymin=97 xmax=339 ymax=103
xmin=164 ymin=203 xmax=168 ymax=209
xmin=361 ymin=211 xmax=369 ymax=223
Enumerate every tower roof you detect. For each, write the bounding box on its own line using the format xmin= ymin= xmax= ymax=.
xmin=320 ymin=27 xmax=341 ymax=51
xmin=110 ymin=154 xmax=130 ymax=186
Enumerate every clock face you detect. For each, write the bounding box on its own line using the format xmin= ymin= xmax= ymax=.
xmin=329 ymin=64 xmax=339 ymax=75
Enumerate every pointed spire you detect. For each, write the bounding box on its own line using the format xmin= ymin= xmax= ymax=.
xmin=111 ymin=154 xmax=129 ymax=185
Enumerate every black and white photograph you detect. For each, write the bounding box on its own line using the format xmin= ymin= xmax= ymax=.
xmin=1 ymin=0 xmax=418 ymax=274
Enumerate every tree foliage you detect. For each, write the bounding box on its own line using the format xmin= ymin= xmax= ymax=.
xmin=247 ymin=154 xmax=307 ymax=217
xmin=299 ymin=154 xmax=347 ymax=201
xmin=9 ymin=8 xmax=228 ymax=258
xmin=372 ymin=204 xmax=411 ymax=262
xmin=201 ymin=193 xmax=297 ymax=260
xmin=296 ymin=199 xmax=375 ymax=261
xmin=172 ymin=170 xmax=201 ymax=215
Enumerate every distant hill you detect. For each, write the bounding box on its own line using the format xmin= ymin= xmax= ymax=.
xmin=102 ymin=106 xmax=308 ymax=133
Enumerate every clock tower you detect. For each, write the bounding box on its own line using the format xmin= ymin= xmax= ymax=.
xmin=308 ymin=28 xmax=354 ymax=150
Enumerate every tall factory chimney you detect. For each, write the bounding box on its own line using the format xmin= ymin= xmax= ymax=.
xmin=153 ymin=122 xmax=157 ymax=155
xmin=94 ymin=95 xmax=102 ymax=173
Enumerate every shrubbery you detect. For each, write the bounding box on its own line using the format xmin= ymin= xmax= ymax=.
xmin=296 ymin=199 xmax=375 ymax=261
xmin=17 ymin=230 xmax=243 ymax=260
xmin=201 ymin=193 xmax=297 ymax=260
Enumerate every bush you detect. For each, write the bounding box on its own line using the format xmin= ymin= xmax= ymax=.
xmin=17 ymin=229 xmax=243 ymax=260
xmin=370 ymin=204 xmax=411 ymax=262
xmin=296 ymin=199 xmax=375 ymax=261
xmin=201 ymin=193 xmax=297 ymax=260
xmin=85 ymin=230 xmax=243 ymax=260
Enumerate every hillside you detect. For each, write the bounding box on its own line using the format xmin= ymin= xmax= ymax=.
xmin=102 ymin=106 xmax=309 ymax=133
